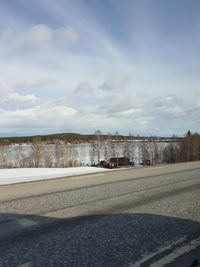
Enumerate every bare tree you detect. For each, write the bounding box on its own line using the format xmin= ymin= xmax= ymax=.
xmin=110 ymin=142 xmax=116 ymax=158
xmin=163 ymin=142 xmax=180 ymax=163
xmin=104 ymin=134 xmax=115 ymax=159
xmin=15 ymin=145 xmax=23 ymax=168
xmin=64 ymin=144 xmax=79 ymax=167
xmin=130 ymin=142 xmax=136 ymax=165
xmin=153 ymin=141 xmax=162 ymax=164
xmin=90 ymin=130 xmax=103 ymax=165
xmin=31 ymin=137 xmax=42 ymax=167
xmin=0 ymin=145 xmax=9 ymax=168
xmin=123 ymin=141 xmax=130 ymax=159
xmin=89 ymin=145 xmax=96 ymax=165
xmin=54 ymin=141 xmax=65 ymax=167
xmin=140 ymin=141 xmax=150 ymax=164
xmin=103 ymin=141 xmax=109 ymax=161
xmin=43 ymin=144 xmax=54 ymax=167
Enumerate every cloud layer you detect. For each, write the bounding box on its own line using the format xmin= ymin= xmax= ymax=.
xmin=0 ymin=0 xmax=199 ymax=136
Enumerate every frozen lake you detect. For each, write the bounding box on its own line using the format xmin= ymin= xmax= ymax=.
xmin=0 ymin=141 xmax=166 ymax=168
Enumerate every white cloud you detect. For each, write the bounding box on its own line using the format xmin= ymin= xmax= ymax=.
xmin=153 ymin=95 xmax=183 ymax=108
xmin=150 ymin=94 xmax=199 ymax=118
xmin=55 ymin=27 xmax=78 ymax=46
xmin=14 ymin=78 xmax=58 ymax=89
xmin=0 ymin=24 xmax=78 ymax=57
xmin=119 ymin=108 xmax=143 ymax=117
xmin=0 ymin=84 xmax=10 ymax=94
xmin=16 ymin=24 xmax=52 ymax=50
xmin=0 ymin=104 xmax=77 ymax=134
xmin=163 ymin=107 xmax=187 ymax=118
xmin=3 ymin=93 xmax=38 ymax=104
xmin=74 ymin=81 xmax=94 ymax=94
xmin=99 ymin=76 xmax=130 ymax=91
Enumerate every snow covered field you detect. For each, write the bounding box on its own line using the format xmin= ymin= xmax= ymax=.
xmin=0 ymin=167 xmax=110 ymax=185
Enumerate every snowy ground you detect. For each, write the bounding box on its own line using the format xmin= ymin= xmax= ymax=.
xmin=0 ymin=167 xmax=110 ymax=185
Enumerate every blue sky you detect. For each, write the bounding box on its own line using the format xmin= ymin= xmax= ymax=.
xmin=0 ymin=0 xmax=200 ymax=136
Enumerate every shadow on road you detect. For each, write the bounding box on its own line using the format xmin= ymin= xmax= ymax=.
xmin=0 ymin=212 xmax=199 ymax=267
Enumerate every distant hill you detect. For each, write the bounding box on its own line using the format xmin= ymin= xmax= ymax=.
xmin=0 ymin=132 xmax=182 ymax=144
xmin=0 ymin=133 xmax=92 ymax=144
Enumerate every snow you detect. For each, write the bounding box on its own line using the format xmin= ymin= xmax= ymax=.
xmin=0 ymin=167 xmax=110 ymax=185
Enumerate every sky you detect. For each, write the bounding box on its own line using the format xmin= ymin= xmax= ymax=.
xmin=0 ymin=0 xmax=200 ymax=137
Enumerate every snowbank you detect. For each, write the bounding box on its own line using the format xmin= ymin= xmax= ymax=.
xmin=0 ymin=167 xmax=109 ymax=185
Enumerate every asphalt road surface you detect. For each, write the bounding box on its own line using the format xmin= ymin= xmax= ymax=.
xmin=0 ymin=161 xmax=200 ymax=267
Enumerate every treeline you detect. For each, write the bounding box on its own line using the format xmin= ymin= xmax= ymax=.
xmin=0 ymin=132 xmax=182 ymax=145
xmin=90 ymin=133 xmax=163 ymax=166
xmin=0 ymin=133 xmax=92 ymax=145
xmin=0 ymin=138 xmax=81 ymax=169
xmin=163 ymin=131 xmax=200 ymax=163
xmin=90 ymin=130 xmax=200 ymax=166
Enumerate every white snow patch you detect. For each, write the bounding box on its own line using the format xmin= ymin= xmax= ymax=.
xmin=0 ymin=167 xmax=110 ymax=185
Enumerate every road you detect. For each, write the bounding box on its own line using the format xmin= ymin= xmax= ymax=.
xmin=0 ymin=161 xmax=200 ymax=267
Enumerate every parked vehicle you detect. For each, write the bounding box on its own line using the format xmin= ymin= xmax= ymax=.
xmin=100 ymin=157 xmax=131 ymax=168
